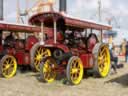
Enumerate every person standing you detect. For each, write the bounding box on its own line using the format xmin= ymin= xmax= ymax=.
xmin=110 ymin=45 xmax=118 ymax=73
xmin=121 ymin=39 xmax=127 ymax=62
xmin=125 ymin=41 xmax=128 ymax=63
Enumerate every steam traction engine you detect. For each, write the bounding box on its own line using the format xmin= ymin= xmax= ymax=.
xmin=29 ymin=12 xmax=112 ymax=85
xmin=0 ymin=22 xmax=46 ymax=78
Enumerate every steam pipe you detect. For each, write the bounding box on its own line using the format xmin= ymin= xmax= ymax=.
xmin=0 ymin=0 xmax=3 ymax=20
xmin=59 ymin=0 xmax=67 ymax=13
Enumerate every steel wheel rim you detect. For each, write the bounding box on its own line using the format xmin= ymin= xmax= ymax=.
xmin=98 ymin=45 xmax=110 ymax=77
xmin=70 ymin=58 xmax=83 ymax=85
xmin=2 ymin=56 xmax=17 ymax=78
xmin=42 ymin=58 xmax=57 ymax=83
xmin=34 ymin=47 xmax=51 ymax=71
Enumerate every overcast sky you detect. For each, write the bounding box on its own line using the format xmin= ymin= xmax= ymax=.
xmin=3 ymin=0 xmax=128 ymax=29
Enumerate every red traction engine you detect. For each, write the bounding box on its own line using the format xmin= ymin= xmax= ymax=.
xmin=0 ymin=22 xmax=44 ymax=78
xmin=29 ymin=12 xmax=112 ymax=85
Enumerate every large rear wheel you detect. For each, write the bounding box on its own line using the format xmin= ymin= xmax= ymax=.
xmin=31 ymin=43 xmax=51 ymax=72
xmin=66 ymin=56 xmax=83 ymax=85
xmin=40 ymin=57 xmax=57 ymax=83
xmin=0 ymin=55 xmax=17 ymax=78
xmin=93 ymin=43 xmax=111 ymax=77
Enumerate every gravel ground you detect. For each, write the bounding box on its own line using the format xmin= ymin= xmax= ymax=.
xmin=1 ymin=64 xmax=128 ymax=96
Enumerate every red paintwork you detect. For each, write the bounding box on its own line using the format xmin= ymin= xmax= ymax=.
xmin=0 ymin=22 xmax=40 ymax=32
xmin=15 ymin=50 xmax=25 ymax=65
xmin=15 ymin=40 xmax=25 ymax=49
xmin=25 ymin=36 xmax=38 ymax=50
xmin=57 ymin=32 xmax=64 ymax=41
xmin=0 ymin=45 xmax=3 ymax=53
xmin=80 ymin=54 xmax=94 ymax=69
xmin=24 ymin=53 xmax=30 ymax=65
xmin=44 ymin=39 xmax=69 ymax=53
xmin=15 ymin=51 xmax=30 ymax=65
xmin=14 ymin=36 xmax=38 ymax=65
xmin=6 ymin=48 xmax=16 ymax=55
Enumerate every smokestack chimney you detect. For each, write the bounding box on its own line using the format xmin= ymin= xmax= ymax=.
xmin=59 ymin=0 xmax=67 ymax=14
xmin=0 ymin=0 xmax=3 ymax=20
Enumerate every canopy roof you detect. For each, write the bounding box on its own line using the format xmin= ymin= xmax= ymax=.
xmin=0 ymin=21 xmax=40 ymax=32
xmin=0 ymin=12 xmax=112 ymax=33
xmin=29 ymin=12 xmax=112 ymax=30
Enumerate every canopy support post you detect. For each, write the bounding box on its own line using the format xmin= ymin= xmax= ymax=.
xmin=40 ymin=22 xmax=45 ymax=45
xmin=101 ymin=30 xmax=103 ymax=42
xmin=54 ymin=20 xmax=57 ymax=44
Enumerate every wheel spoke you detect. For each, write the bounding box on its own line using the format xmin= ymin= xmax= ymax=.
xmin=5 ymin=60 xmax=9 ymax=65
xmin=101 ymin=48 xmax=106 ymax=55
xmin=36 ymin=50 xmax=40 ymax=55
xmin=3 ymin=66 xmax=9 ymax=71
xmin=10 ymin=60 xmax=14 ymax=65
xmin=44 ymin=64 xmax=49 ymax=72
xmin=39 ymin=47 xmax=42 ymax=53
xmin=44 ymin=72 xmax=48 ymax=79
xmin=42 ymin=50 xmax=48 ymax=55
xmin=98 ymin=59 xmax=103 ymax=66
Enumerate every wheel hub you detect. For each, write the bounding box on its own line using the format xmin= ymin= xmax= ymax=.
xmin=36 ymin=55 xmax=42 ymax=60
xmin=71 ymin=68 xmax=79 ymax=73
xmin=5 ymin=64 xmax=10 ymax=69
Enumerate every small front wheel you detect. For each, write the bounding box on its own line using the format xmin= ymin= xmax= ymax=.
xmin=40 ymin=57 xmax=57 ymax=83
xmin=66 ymin=56 xmax=84 ymax=85
xmin=0 ymin=55 xmax=17 ymax=78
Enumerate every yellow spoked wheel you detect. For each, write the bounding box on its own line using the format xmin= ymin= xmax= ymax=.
xmin=34 ymin=47 xmax=51 ymax=71
xmin=98 ymin=45 xmax=110 ymax=77
xmin=66 ymin=56 xmax=83 ymax=85
xmin=40 ymin=57 xmax=57 ymax=83
xmin=0 ymin=55 xmax=17 ymax=78
xmin=31 ymin=43 xmax=51 ymax=72
xmin=93 ymin=43 xmax=111 ymax=77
